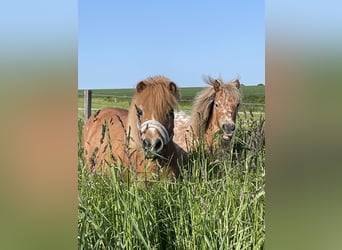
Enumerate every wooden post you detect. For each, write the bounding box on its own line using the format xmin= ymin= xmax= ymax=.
xmin=84 ymin=89 xmax=92 ymax=122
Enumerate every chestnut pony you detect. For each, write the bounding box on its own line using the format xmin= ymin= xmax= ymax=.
xmin=173 ymin=76 xmax=241 ymax=153
xmin=82 ymin=76 xmax=181 ymax=180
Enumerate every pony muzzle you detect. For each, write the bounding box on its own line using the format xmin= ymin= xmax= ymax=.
xmin=221 ymin=123 xmax=235 ymax=140
xmin=138 ymin=120 xmax=171 ymax=159
xmin=142 ymin=137 xmax=164 ymax=159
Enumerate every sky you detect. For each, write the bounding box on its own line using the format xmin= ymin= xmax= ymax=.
xmin=79 ymin=1 xmax=264 ymax=89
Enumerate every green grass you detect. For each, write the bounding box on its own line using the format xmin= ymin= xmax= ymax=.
xmin=240 ymin=85 xmax=265 ymax=104
xmin=78 ymin=110 xmax=265 ymax=249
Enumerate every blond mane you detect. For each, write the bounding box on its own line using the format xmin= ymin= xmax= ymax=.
xmin=131 ymin=76 xmax=179 ymax=117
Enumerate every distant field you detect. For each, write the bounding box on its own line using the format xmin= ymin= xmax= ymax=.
xmin=78 ymin=85 xmax=264 ymax=102
xmin=78 ymin=85 xmax=265 ymax=120
xmin=239 ymin=85 xmax=265 ymax=104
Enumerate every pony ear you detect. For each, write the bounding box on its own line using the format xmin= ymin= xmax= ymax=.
xmin=168 ymin=81 xmax=180 ymax=99
xmin=168 ymin=81 xmax=177 ymax=93
xmin=213 ymin=79 xmax=221 ymax=92
xmin=231 ymin=79 xmax=240 ymax=89
xmin=136 ymin=81 xmax=146 ymax=93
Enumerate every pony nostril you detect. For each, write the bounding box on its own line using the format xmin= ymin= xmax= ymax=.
xmin=142 ymin=138 xmax=163 ymax=153
xmin=142 ymin=138 xmax=151 ymax=149
xmin=222 ymin=123 xmax=235 ymax=133
xmin=152 ymin=138 xmax=163 ymax=153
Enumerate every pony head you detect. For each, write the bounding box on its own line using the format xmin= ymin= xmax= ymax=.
xmin=209 ymin=77 xmax=241 ymax=140
xmin=129 ymin=76 xmax=180 ymax=159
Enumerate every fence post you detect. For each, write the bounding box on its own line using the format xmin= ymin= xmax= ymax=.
xmin=84 ymin=89 xmax=92 ymax=122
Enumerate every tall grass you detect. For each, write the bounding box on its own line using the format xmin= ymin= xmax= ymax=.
xmin=78 ymin=113 xmax=265 ymax=249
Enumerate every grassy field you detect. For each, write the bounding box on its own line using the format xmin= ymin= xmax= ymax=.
xmin=78 ymin=86 xmax=265 ymax=249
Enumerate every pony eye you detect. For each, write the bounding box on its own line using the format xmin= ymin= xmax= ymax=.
xmin=167 ymin=109 xmax=174 ymax=120
xmin=215 ymin=102 xmax=219 ymax=108
xmin=135 ymin=105 xmax=143 ymax=119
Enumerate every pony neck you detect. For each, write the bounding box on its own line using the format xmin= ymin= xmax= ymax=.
xmin=189 ymin=104 xmax=220 ymax=145
xmin=127 ymin=107 xmax=140 ymax=150
xmin=205 ymin=122 xmax=220 ymax=145
xmin=187 ymin=118 xmax=200 ymax=142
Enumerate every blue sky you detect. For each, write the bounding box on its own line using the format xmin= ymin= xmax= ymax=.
xmin=79 ymin=1 xmax=264 ymax=89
